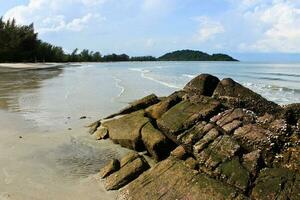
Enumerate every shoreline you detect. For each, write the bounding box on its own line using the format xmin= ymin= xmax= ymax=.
xmin=0 ymin=63 xmax=67 ymax=70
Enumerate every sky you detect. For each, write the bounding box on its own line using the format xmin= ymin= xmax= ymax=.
xmin=1 ymin=0 xmax=300 ymax=61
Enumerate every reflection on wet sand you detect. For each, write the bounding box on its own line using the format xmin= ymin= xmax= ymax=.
xmin=0 ymin=67 xmax=63 ymax=111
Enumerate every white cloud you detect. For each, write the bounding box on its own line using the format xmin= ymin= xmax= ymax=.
xmin=238 ymin=0 xmax=300 ymax=52
xmin=193 ymin=16 xmax=225 ymax=42
xmin=4 ymin=0 xmax=106 ymax=34
xmin=37 ymin=13 xmax=100 ymax=33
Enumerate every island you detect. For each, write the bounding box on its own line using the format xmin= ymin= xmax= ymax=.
xmin=158 ymin=50 xmax=238 ymax=61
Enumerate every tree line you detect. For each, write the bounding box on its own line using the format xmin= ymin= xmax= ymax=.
xmin=0 ymin=17 xmax=157 ymax=63
xmin=0 ymin=17 xmax=237 ymax=63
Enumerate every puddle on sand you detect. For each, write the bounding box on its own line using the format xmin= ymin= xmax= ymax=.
xmin=0 ymin=110 xmax=128 ymax=200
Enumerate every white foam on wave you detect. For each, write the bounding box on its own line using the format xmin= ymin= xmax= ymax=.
xmin=242 ymin=82 xmax=299 ymax=105
xmin=129 ymin=67 xmax=181 ymax=89
xmin=182 ymin=74 xmax=196 ymax=78
xmin=112 ymin=76 xmax=125 ymax=98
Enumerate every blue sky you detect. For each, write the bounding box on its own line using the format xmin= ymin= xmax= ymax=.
xmin=1 ymin=0 xmax=300 ymax=61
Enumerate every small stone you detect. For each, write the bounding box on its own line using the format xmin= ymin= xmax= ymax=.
xmin=80 ymin=116 xmax=87 ymax=119
xmin=105 ymin=157 xmax=149 ymax=190
xmin=100 ymin=159 xmax=120 ymax=179
xmin=88 ymin=121 xmax=101 ymax=134
xmin=93 ymin=127 xmax=109 ymax=140
xmin=170 ymin=145 xmax=187 ymax=160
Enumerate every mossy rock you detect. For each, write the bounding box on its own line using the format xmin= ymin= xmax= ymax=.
xmin=157 ymin=98 xmax=221 ymax=137
xmin=118 ymin=158 xmax=246 ymax=200
xmin=183 ymin=74 xmax=220 ymax=97
xmin=216 ymin=157 xmax=250 ymax=191
xmin=105 ymin=157 xmax=150 ymax=190
xmin=141 ymin=122 xmax=173 ymax=161
xmin=146 ymin=91 xmax=184 ymax=119
xmin=197 ymin=135 xmax=240 ymax=170
xmin=251 ymin=168 xmax=300 ymax=200
xmin=102 ymin=110 xmax=150 ymax=150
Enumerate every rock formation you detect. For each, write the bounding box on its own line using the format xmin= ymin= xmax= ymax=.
xmin=90 ymin=74 xmax=300 ymax=200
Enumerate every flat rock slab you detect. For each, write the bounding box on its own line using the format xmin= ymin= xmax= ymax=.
xmin=118 ymin=158 xmax=245 ymax=200
xmin=157 ymin=98 xmax=221 ymax=138
xmin=105 ymin=157 xmax=150 ymax=190
xmin=141 ymin=122 xmax=172 ymax=161
xmin=106 ymin=94 xmax=159 ymax=119
xmin=251 ymin=168 xmax=300 ymax=200
xmin=146 ymin=91 xmax=183 ymax=119
xmin=102 ymin=110 xmax=150 ymax=150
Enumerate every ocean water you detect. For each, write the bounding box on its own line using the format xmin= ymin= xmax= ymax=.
xmin=0 ymin=61 xmax=299 ymax=199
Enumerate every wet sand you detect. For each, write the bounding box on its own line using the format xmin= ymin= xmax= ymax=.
xmin=0 ymin=64 xmax=136 ymax=200
xmin=0 ymin=63 xmax=65 ymax=70
xmin=0 ymin=110 xmax=128 ymax=200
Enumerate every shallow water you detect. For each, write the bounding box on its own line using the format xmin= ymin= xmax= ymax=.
xmin=0 ymin=62 xmax=299 ymax=199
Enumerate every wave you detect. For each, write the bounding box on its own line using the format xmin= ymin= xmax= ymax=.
xmin=182 ymin=74 xmax=196 ymax=78
xmin=249 ymin=72 xmax=300 ymax=78
xmin=112 ymin=76 xmax=125 ymax=98
xmin=243 ymin=82 xmax=300 ymax=94
xmin=129 ymin=68 xmax=181 ymax=89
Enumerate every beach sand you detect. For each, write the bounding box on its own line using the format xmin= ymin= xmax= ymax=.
xmin=0 ymin=63 xmax=65 ymax=69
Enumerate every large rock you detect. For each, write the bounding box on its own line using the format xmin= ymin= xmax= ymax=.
xmin=183 ymin=74 xmax=220 ymax=96
xmin=157 ymin=97 xmax=221 ymax=139
xmin=213 ymin=78 xmax=282 ymax=116
xmin=118 ymin=158 xmax=246 ymax=200
xmin=251 ymin=168 xmax=300 ymax=200
xmin=145 ymin=91 xmax=183 ymax=119
xmin=102 ymin=110 xmax=150 ymax=150
xmin=141 ymin=122 xmax=173 ymax=161
xmin=105 ymin=94 xmax=160 ymax=119
xmin=105 ymin=157 xmax=150 ymax=190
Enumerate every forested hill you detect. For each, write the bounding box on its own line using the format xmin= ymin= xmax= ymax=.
xmin=158 ymin=50 xmax=238 ymax=61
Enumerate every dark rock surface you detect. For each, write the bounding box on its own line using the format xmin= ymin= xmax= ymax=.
xmin=93 ymin=74 xmax=300 ymax=200
xmin=213 ymin=78 xmax=282 ymax=116
xmin=183 ymin=73 xmax=220 ymax=96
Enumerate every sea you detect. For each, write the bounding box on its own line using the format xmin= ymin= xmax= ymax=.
xmin=0 ymin=61 xmax=299 ymax=199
